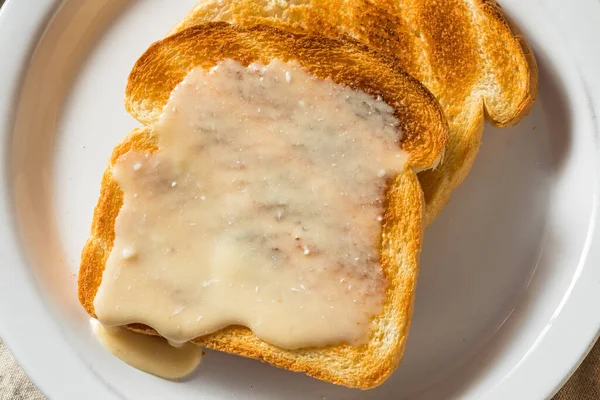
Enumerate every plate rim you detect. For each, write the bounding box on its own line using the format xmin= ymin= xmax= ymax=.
xmin=1 ymin=0 xmax=600 ymax=399
xmin=0 ymin=0 xmax=122 ymax=398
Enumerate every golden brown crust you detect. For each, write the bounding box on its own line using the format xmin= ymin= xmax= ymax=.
xmin=79 ymin=22 xmax=447 ymax=388
xmin=475 ymin=0 xmax=539 ymax=126
xmin=78 ymin=127 xmax=158 ymax=315
xmin=167 ymin=0 xmax=538 ymax=225
xmin=125 ymin=22 xmax=446 ymax=169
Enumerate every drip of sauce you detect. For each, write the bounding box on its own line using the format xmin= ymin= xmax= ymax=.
xmin=90 ymin=319 xmax=202 ymax=379
xmin=94 ymin=59 xmax=407 ymax=349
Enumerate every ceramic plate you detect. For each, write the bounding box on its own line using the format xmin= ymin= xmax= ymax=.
xmin=1 ymin=0 xmax=600 ymax=398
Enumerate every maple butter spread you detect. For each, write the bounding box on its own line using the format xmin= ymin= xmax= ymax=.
xmin=94 ymin=59 xmax=408 ymax=349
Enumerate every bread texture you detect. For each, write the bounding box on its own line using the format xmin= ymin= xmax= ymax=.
xmin=168 ymin=0 xmax=538 ymax=225
xmin=79 ymin=22 xmax=447 ymax=388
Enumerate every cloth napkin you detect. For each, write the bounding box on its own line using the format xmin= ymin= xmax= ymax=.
xmin=0 ymin=341 xmax=45 ymax=400
xmin=0 ymin=337 xmax=598 ymax=399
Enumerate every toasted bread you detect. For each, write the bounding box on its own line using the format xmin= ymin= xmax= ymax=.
xmin=168 ymin=0 xmax=538 ymax=225
xmin=78 ymin=22 xmax=447 ymax=388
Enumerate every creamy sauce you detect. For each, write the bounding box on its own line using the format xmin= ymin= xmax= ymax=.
xmin=94 ymin=59 xmax=407 ymax=349
xmin=90 ymin=319 xmax=202 ymax=379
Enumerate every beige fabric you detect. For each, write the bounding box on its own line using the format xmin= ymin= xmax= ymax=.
xmin=0 ymin=340 xmax=45 ymax=400
xmin=554 ymin=340 xmax=600 ymax=400
xmin=0 ymin=337 xmax=598 ymax=399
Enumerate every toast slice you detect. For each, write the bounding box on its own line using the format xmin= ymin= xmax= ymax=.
xmin=167 ymin=0 xmax=538 ymax=226
xmin=78 ymin=22 xmax=447 ymax=388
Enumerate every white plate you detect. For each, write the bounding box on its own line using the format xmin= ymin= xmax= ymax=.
xmin=1 ymin=0 xmax=600 ymax=399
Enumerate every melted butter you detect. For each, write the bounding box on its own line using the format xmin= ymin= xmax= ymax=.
xmin=94 ymin=59 xmax=408 ymax=349
xmin=90 ymin=319 xmax=202 ymax=379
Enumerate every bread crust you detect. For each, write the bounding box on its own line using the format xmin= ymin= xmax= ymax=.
xmin=79 ymin=23 xmax=447 ymax=388
xmin=167 ymin=0 xmax=538 ymax=225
